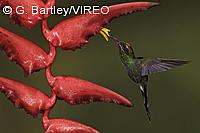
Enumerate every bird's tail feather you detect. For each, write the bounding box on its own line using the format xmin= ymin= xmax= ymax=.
xmin=139 ymin=81 xmax=151 ymax=122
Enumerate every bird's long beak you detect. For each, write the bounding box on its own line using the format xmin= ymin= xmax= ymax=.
xmin=109 ymin=36 xmax=122 ymax=48
xmin=99 ymin=28 xmax=123 ymax=50
xmin=100 ymin=28 xmax=111 ymax=42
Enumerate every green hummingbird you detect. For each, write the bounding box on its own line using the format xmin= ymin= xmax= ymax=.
xmin=109 ymin=36 xmax=189 ymax=121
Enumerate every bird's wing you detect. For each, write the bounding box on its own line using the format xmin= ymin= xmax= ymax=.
xmin=140 ymin=58 xmax=189 ymax=76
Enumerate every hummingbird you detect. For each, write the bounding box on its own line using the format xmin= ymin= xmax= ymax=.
xmin=102 ymin=34 xmax=189 ymax=121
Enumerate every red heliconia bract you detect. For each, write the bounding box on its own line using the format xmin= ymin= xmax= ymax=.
xmin=43 ymin=110 xmax=100 ymax=133
xmin=42 ymin=2 xmax=159 ymax=51
xmin=0 ymin=26 xmax=56 ymax=75
xmin=0 ymin=77 xmax=56 ymax=118
xmin=46 ymin=67 xmax=132 ymax=107
xmin=0 ymin=0 xmax=55 ymax=28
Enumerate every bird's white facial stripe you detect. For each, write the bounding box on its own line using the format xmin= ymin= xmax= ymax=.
xmin=126 ymin=45 xmax=129 ymax=49
xmin=119 ymin=44 xmax=123 ymax=51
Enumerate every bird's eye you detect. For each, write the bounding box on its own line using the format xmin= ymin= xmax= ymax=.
xmin=123 ymin=45 xmax=129 ymax=55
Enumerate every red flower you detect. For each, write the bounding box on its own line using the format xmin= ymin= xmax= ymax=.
xmin=0 ymin=1 xmax=159 ymax=132
xmin=0 ymin=77 xmax=56 ymax=118
xmin=42 ymin=2 xmax=159 ymax=51
xmin=43 ymin=110 xmax=100 ymax=133
xmin=46 ymin=66 xmax=132 ymax=107
xmin=0 ymin=27 xmax=56 ymax=75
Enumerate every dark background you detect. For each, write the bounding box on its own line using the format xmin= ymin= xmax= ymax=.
xmin=0 ymin=0 xmax=199 ymax=133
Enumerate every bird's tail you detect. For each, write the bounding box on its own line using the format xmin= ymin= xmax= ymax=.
xmin=139 ymin=78 xmax=151 ymax=122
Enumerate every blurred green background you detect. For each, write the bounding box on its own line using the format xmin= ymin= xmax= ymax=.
xmin=0 ymin=0 xmax=199 ymax=133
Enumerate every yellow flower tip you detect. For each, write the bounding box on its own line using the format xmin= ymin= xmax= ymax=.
xmin=102 ymin=28 xmax=111 ymax=36
xmin=100 ymin=31 xmax=109 ymax=41
xmin=99 ymin=28 xmax=111 ymax=42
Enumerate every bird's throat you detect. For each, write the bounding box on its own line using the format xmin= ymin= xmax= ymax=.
xmin=120 ymin=54 xmax=134 ymax=67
